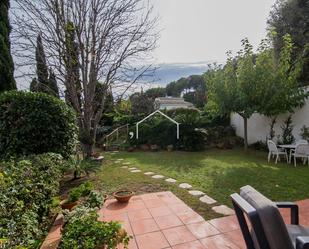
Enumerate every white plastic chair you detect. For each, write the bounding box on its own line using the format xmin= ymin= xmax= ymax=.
xmin=289 ymin=140 xmax=308 ymax=163
xmin=290 ymin=144 xmax=309 ymax=167
xmin=296 ymin=139 xmax=309 ymax=145
xmin=267 ymin=140 xmax=288 ymax=164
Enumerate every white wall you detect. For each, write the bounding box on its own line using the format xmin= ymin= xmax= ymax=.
xmin=231 ymin=98 xmax=309 ymax=144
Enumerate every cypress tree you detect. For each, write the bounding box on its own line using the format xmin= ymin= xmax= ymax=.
xmin=30 ymin=78 xmax=38 ymax=92
xmin=35 ymin=34 xmax=49 ymax=93
xmin=0 ymin=0 xmax=16 ymax=92
xmin=64 ymin=21 xmax=81 ymax=106
xmin=48 ymin=69 xmax=59 ymax=98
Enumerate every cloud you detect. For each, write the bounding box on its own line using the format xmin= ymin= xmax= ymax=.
xmin=152 ymin=61 xmax=212 ymax=86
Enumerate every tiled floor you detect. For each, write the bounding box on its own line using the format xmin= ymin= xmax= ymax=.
xmin=41 ymin=191 xmax=309 ymax=249
xmin=98 ymin=191 xmax=309 ymax=249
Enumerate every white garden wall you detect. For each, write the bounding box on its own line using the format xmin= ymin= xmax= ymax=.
xmin=230 ymin=98 xmax=309 ymax=145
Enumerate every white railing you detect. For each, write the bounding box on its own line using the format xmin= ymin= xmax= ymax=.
xmin=105 ymin=124 xmax=129 ymax=145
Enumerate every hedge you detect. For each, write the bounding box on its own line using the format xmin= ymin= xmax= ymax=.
xmin=0 ymin=91 xmax=77 ymax=158
xmin=0 ymin=153 xmax=63 ymax=248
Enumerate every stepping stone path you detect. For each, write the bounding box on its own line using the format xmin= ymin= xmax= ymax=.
xmin=144 ymin=172 xmax=155 ymax=175
xmin=199 ymin=195 xmax=217 ymax=205
xmin=179 ymin=183 xmax=192 ymax=189
xmin=165 ymin=178 xmax=177 ymax=183
xmin=188 ymin=190 xmax=204 ymax=196
xmin=130 ymin=170 xmax=141 ymax=173
xmin=152 ymin=175 xmax=165 ymax=179
xmin=212 ymin=205 xmax=235 ymax=216
xmin=122 ymin=166 xmax=222 ymax=213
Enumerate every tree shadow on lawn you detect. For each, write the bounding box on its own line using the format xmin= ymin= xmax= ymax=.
xmin=207 ymin=162 xmax=309 ymax=206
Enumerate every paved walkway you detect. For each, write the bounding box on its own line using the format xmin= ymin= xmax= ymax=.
xmin=41 ymin=191 xmax=309 ymax=249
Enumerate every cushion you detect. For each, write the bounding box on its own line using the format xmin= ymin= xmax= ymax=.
xmin=287 ymin=225 xmax=309 ymax=248
xmin=240 ymin=185 xmax=294 ymax=249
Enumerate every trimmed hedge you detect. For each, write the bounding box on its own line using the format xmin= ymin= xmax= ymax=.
xmin=0 ymin=91 xmax=77 ymax=158
xmin=130 ymin=110 xmax=207 ymax=151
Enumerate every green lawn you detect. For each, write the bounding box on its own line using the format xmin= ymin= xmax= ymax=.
xmin=94 ymin=148 xmax=309 ymax=220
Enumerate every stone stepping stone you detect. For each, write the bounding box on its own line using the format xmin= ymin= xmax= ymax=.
xmin=130 ymin=170 xmax=141 ymax=173
xmin=129 ymin=167 xmax=137 ymax=170
xmin=179 ymin=183 xmax=192 ymax=189
xmin=199 ymin=195 xmax=217 ymax=204
xmin=122 ymin=162 xmax=131 ymax=165
xmin=144 ymin=172 xmax=155 ymax=175
xmin=212 ymin=205 xmax=234 ymax=216
xmin=117 ymin=159 xmax=124 ymax=161
xmin=165 ymin=178 xmax=177 ymax=183
xmin=121 ymin=166 xmax=128 ymax=169
xmin=188 ymin=190 xmax=204 ymax=196
xmin=152 ymin=175 xmax=165 ymax=179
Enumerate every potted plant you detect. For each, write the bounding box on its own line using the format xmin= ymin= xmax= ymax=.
xmin=113 ymin=190 xmax=134 ymax=203
xmin=61 ymin=182 xmax=94 ymax=210
xmin=61 ymin=189 xmax=80 ymax=211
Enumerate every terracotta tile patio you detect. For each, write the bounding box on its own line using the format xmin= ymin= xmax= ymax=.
xmin=99 ymin=192 xmax=309 ymax=249
xmin=41 ymin=191 xmax=309 ymax=249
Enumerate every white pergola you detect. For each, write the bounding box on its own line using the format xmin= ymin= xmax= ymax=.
xmin=136 ymin=110 xmax=180 ymax=140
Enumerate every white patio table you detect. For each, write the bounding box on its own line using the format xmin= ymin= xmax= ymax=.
xmin=278 ymin=144 xmax=297 ymax=163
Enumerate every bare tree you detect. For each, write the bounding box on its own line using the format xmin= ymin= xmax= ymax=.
xmin=11 ymin=0 xmax=158 ymax=156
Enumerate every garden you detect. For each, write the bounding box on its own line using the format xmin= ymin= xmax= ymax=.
xmin=1 ymin=0 xmax=309 ymax=248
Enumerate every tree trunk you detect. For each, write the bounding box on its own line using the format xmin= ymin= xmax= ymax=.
xmin=82 ymin=142 xmax=93 ymax=158
xmin=243 ymin=117 xmax=248 ymax=150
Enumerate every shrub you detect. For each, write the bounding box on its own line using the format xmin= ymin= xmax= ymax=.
xmin=64 ymin=156 xmax=102 ymax=179
xmin=300 ymin=125 xmax=309 ymax=142
xmin=0 ymin=91 xmax=77 ymax=159
xmin=202 ymin=101 xmax=230 ymax=127
xmin=279 ymin=116 xmax=295 ymax=145
xmin=205 ymin=126 xmax=236 ymax=144
xmin=166 ymin=108 xmax=200 ymax=119
xmin=60 ymin=207 xmax=130 ymax=249
xmin=250 ymin=140 xmax=268 ymax=151
xmin=178 ymin=126 xmax=206 ymax=151
xmin=67 ymin=182 xmax=94 ymax=203
xmin=130 ymin=118 xmax=178 ymax=148
xmin=130 ymin=109 xmax=207 ymax=151
xmin=84 ymin=191 xmax=105 ymax=209
xmin=0 ymin=153 xmax=63 ymax=248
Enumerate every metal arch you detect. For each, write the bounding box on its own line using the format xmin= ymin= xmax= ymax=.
xmin=136 ymin=110 xmax=180 ymax=140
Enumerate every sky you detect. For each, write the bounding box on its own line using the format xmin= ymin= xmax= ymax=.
xmin=13 ymin=0 xmax=277 ymax=89
xmin=151 ymin=0 xmax=277 ymax=85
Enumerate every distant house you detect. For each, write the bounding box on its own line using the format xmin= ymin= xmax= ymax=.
xmin=154 ymin=97 xmax=194 ymax=110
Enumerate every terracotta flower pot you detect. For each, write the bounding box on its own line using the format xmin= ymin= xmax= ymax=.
xmin=113 ymin=190 xmax=134 ymax=203
xmin=60 ymin=199 xmax=78 ymax=211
